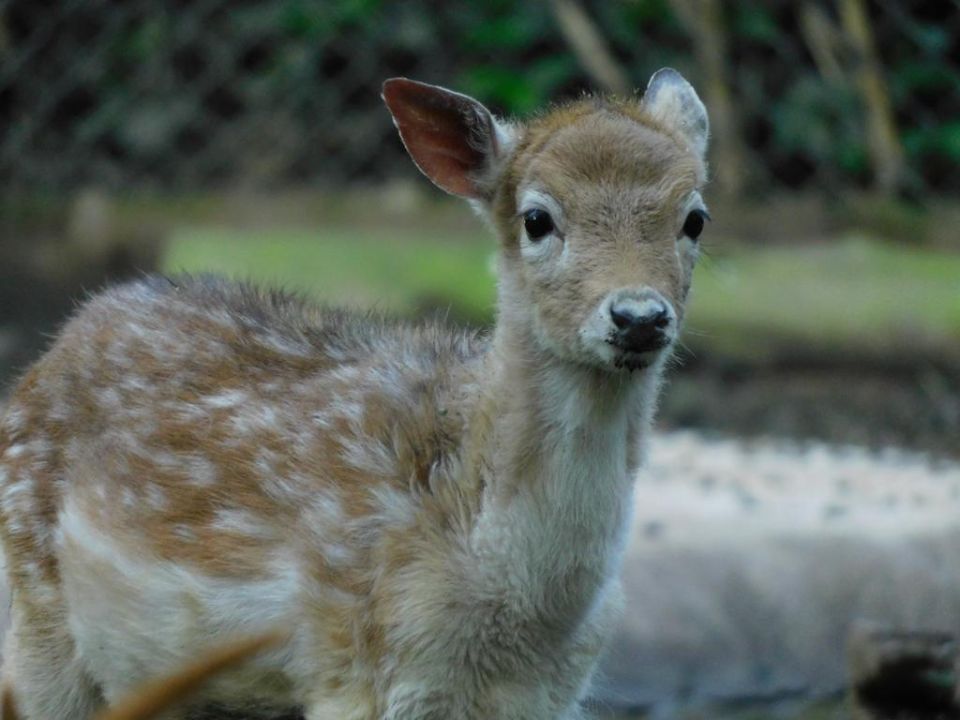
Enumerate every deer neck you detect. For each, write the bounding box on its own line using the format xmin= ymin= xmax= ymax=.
xmin=465 ymin=278 xmax=664 ymax=610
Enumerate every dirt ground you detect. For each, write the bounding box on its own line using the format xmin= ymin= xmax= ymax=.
xmin=658 ymin=353 xmax=960 ymax=461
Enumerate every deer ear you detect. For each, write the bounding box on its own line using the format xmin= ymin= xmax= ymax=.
xmin=382 ymin=78 xmax=511 ymax=200
xmin=642 ymin=68 xmax=709 ymax=159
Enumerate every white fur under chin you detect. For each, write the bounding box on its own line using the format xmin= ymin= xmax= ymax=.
xmin=472 ymin=354 xmax=657 ymax=602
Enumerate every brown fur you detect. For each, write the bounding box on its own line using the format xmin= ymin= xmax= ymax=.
xmin=0 ymin=72 xmax=708 ymax=719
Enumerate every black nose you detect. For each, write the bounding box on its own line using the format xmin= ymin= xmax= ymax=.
xmin=610 ymin=302 xmax=671 ymax=353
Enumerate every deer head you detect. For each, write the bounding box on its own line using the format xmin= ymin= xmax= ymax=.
xmin=383 ymin=69 xmax=709 ymax=373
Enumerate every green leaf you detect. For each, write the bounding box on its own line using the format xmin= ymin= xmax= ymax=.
xmin=459 ymin=66 xmax=539 ymax=115
xmin=463 ymin=14 xmax=543 ymax=52
xmin=733 ymin=4 xmax=780 ymax=44
xmin=904 ymin=123 xmax=960 ymax=162
xmin=891 ymin=60 xmax=958 ymax=99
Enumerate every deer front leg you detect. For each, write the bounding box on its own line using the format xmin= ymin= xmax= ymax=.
xmin=3 ymin=592 xmax=104 ymax=720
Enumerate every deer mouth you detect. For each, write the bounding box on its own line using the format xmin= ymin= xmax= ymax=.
xmin=607 ymin=335 xmax=672 ymax=372
xmin=610 ymin=347 xmax=668 ymax=372
xmin=614 ymin=356 xmax=651 ymax=372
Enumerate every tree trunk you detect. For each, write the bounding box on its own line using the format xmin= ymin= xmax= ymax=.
xmin=670 ymin=0 xmax=747 ymax=199
xmin=549 ymin=0 xmax=631 ymax=96
xmin=836 ymin=0 xmax=905 ymax=195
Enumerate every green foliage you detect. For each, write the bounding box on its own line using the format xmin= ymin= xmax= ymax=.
xmin=891 ymin=59 xmax=956 ymax=97
xmin=731 ymin=2 xmax=781 ymax=45
xmin=461 ymin=56 xmax=577 ymax=115
xmin=774 ymin=78 xmax=868 ymax=176
xmin=904 ymin=122 xmax=960 ymax=163
xmin=163 ymin=225 xmax=497 ymax=325
xmin=690 ymin=236 xmax=960 ymax=360
xmin=4 ymin=0 xmax=958 ymax=194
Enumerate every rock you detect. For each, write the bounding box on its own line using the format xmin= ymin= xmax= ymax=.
xmin=848 ymin=622 xmax=958 ymax=720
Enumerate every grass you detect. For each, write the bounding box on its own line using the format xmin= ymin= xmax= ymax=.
xmin=163 ymin=224 xmax=960 ymax=363
xmin=163 ymin=224 xmax=498 ymax=324
xmin=688 ymin=235 xmax=960 ymax=361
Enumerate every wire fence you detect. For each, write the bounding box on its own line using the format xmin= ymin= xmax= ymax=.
xmin=0 ymin=0 xmax=957 ymax=198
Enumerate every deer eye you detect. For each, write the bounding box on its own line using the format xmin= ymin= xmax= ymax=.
xmin=682 ymin=209 xmax=709 ymax=241
xmin=523 ymin=209 xmax=554 ymax=240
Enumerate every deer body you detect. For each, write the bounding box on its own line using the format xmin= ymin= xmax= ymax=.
xmin=0 ymin=70 xmax=709 ymax=719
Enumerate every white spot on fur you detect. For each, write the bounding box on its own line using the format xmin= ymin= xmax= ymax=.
xmin=203 ymin=390 xmax=248 ymax=409
xmin=24 ymin=560 xmax=44 ymax=580
xmin=3 ymin=443 xmax=26 ymax=460
xmin=329 ymin=399 xmax=364 ymax=425
xmin=212 ymin=510 xmax=275 ymax=539
xmin=306 ymin=489 xmax=344 ymax=524
xmin=341 ymin=437 xmax=396 ymax=477
xmin=120 ymin=488 xmax=137 ymax=509
xmin=299 ymin=489 xmax=349 ymax=551
xmin=324 ymin=543 xmax=354 ymax=566
xmin=120 ymin=374 xmax=151 ymax=395
xmin=230 ymin=405 xmax=279 ymax=436
xmin=2 ymin=405 xmax=26 ymax=434
xmin=1 ymin=476 xmax=34 ymax=515
xmin=326 ymin=366 xmax=362 ymax=385
xmin=186 ymin=454 xmax=218 ymax=486
xmin=261 ymin=332 xmax=310 ymax=358
xmin=172 ymin=525 xmax=197 ymax=542
xmin=145 ymin=485 xmax=168 ymax=511
xmin=98 ymin=387 xmax=122 ymax=409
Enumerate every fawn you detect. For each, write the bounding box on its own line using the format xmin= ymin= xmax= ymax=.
xmin=0 ymin=68 xmax=709 ymax=719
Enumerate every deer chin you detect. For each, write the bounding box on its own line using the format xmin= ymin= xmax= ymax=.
xmin=610 ymin=348 xmax=665 ymax=373
xmin=606 ymin=331 xmax=675 ymax=373
xmin=562 ymin=336 xmax=666 ymax=375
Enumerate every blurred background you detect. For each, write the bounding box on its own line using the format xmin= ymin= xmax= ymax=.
xmin=0 ymin=0 xmax=958 ymax=457
xmin=1 ymin=1 xmax=959 ymax=719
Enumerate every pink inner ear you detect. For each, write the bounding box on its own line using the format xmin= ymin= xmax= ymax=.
xmin=383 ymin=79 xmax=493 ymax=199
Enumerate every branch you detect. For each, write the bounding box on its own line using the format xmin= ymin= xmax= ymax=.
xmin=670 ymin=0 xmax=747 ymax=198
xmin=835 ymin=0 xmax=905 ymax=195
xmin=799 ymin=2 xmax=844 ymax=85
xmin=549 ymin=0 xmax=631 ymax=95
